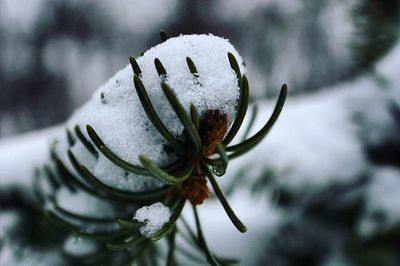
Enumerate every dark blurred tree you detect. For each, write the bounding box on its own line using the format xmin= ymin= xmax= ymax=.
xmin=145 ymin=0 xmax=236 ymax=48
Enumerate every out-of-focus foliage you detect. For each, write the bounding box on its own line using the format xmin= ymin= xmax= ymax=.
xmin=4 ymin=0 xmax=400 ymax=136
xmin=351 ymin=0 xmax=400 ymax=71
xmin=1 ymin=0 xmax=400 ymax=265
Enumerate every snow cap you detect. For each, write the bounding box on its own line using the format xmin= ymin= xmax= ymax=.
xmin=57 ymin=34 xmax=245 ymax=192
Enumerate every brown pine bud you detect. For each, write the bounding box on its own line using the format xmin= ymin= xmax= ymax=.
xmin=199 ymin=110 xmax=228 ymax=157
xmin=179 ymin=175 xmax=209 ymax=205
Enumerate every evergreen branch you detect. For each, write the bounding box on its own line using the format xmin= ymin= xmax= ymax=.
xmin=193 ymin=206 xmax=220 ymax=266
xmin=86 ymin=124 xmax=150 ymax=175
xmin=241 ymin=104 xmax=258 ymax=141
xmin=154 ymin=58 xmax=167 ymax=77
xmin=223 ymin=75 xmax=249 ymax=145
xmin=139 ymin=155 xmax=193 ymax=185
xmin=129 ymin=56 xmax=142 ymax=75
xmin=149 ymin=197 xmax=186 ymax=241
xmin=179 ymin=217 xmax=209 ymax=261
xmin=46 ymin=209 xmax=128 ymax=240
xmin=50 ymin=153 xmax=101 ymax=198
xmin=74 ymin=125 xmax=98 ymax=158
xmin=190 ymin=103 xmax=200 ymax=130
xmin=227 ymin=84 xmax=287 ymax=158
xmin=227 ymin=52 xmax=241 ymax=84
xmin=43 ymin=164 xmax=61 ymax=190
xmin=68 ymin=149 xmax=172 ymax=201
xmin=33 ymin=168 xmax=47 ymax=203
xmin=52 ymin=200 xmax=122 ymax=224
xmin=133 ymin=75 xmax=185 ymax=152
xmin=160 ymin=30 xmax=169 ymax=42
xmin=181 ymin=217 xmax=237 ymax=265
xmin=204 ymin=166 xmax=247 ymax=233
xmin=66 ymin=128 xmax=75 ymax=147
xmin=61 ymin=246 xmax=110 ymax=265
xmin=47 ymin=189 xmax=134 ymax=227
xmin=186 ymin=57 xmax=199 ymax=77
xmin=166 ymin=226 xmax=177 ymax=266
xmin=176 ymin=245 xmax=207 ymax=265
xmin=53 ymin=157 xmax=77 ymax=192
xmin=161 ymin=81 xmax=202 ymax=154
xmin=180 ymin=217 xmax=199 ymax=245
xmin=213 ymin=143 xmax=229 ymax=176
xmin=117 ymin=241 xmax=151 ymax=265
xmin=117 ymin=219 xmax=144 ymax=230
xmin=106 ymin=236 xmax=146 ymax=250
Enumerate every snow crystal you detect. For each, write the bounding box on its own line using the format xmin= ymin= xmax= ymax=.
xmin=134 ymin=202 xmax=171 ymax=237
xmin=52 ymin=34 xmax=243 ymax=192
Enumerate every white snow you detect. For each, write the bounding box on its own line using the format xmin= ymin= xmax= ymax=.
xmin=0 ymin=211 xmax=19 ymax=240
xmin=181 ymin=188 xmax=283 ymax=266
xmin=63 ymin=235 xmax=97 ymax=256
xmin=0 ymin=208 xmax=63 ymax=266
xmin=0 ymin=126 xmax=60 ymax=190
xmin=226 ymin=85 xmax=367 ymax=193
xmin=215 ymin=0 xmax=303 ymax=21
xmin=91 ymin=155 xmax=164 ymax=192
xmin=0 ymin=32 xmax=399 ymax=266
xmin=353 ymin=42 xmax=400 ymax=146
xmin=0 ymin=0 xmax=45 ymax=34
xmin=134 ymin=202 xmax=171 ymax=237
xmin=53 ymin=34 xmax=243 ymax=192
xmin=359 ymin=167 xmax=400 ymax=235
xmin=55 ymin=188 xmax=118 ymax=218
xmin=100 ymin=0 xmax=178 ymax=34
xmin=0 ymin=242 xmax=63 ymax=266
xmin=226 ymin=42 xmax=400 ymax=194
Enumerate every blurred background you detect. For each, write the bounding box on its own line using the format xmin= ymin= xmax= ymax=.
xmin=1 ymin=0 xmax=399 ymax=265
xmin=2 ymin=0 xmax=398 ymax=137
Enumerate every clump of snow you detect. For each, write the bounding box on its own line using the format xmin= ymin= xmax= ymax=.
xmin=133 ymin=202 xmax=171 ymax=237
xmin=51 ymin=34 xmax=244 ymax=192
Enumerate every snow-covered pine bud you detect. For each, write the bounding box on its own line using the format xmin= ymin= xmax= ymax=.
xmin=55 ymin=34 xmax=245 ymax=193
xmin=39 ymin=33 xmax=287 ymax=256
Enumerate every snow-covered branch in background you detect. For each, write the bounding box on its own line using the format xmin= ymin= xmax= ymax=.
xmin=1 ymin=37 xmax=399 ymax=266
xmin=1 ymin=33 xmax=288 ymax=265
xmin=227 ymin=41 xmax=400 ymax=194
